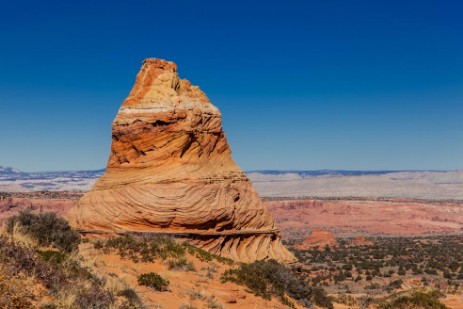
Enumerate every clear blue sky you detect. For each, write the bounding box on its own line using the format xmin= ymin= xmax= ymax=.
xmin=1 ymin=0 xmax=462 ymax=171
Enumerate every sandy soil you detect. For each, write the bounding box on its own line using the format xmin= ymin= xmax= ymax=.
xmin=442 ymin=294 xmax=463 ymax=309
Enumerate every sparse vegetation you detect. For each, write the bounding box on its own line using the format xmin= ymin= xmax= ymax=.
xmin=221 ymin=259 xmax=333 ymax=308
xmin=292 ymin=235 xmax=463 ymax=307
xmin=0 ymin=234 xmax=116 ymax=308
xmin=100 ymin=234 xmax=185 ymax=262
xmin=183 ymin=243 xmax=234 ymax=265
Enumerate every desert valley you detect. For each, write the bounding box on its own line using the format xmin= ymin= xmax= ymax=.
xmin=1 ymin=58 xmax=462 ymax=309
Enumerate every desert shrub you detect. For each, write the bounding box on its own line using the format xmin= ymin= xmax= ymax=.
xmin=365 ymin=283 xmax=381 ymax=290
xmin=385 ymin=279 xmax=403 ymax=291
xmin=94 ymin=240 xmax=104 ymax=249
xmin=221 ymin=259 xmax=333 ymax=308
xmin=138 ymin=272 xmax=169 ymax=291
xmin=378 ymin=289 xmax=449 ymax=309
xmin=167 ymin=257 xmax=195 ymax=271
xmin=6 ymin=210 xmax=80 ymax=252
xmin=118 ymin=287 xmax=145 ymax=308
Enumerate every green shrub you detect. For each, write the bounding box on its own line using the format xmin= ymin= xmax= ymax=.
xmin=6 ymin=210 xmax=80 ymax=252
xmin=385 ymin=279 xmax=403 ymax=291
xmin=137 ymin=272 xmax=169 ymax=291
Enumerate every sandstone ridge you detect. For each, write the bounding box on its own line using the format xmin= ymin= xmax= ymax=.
xmin=67 ymin=58 xmax=294 ymax=263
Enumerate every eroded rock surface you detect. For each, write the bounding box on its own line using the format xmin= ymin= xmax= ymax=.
xmin=67 ymin=58 xmax=294 ymax=263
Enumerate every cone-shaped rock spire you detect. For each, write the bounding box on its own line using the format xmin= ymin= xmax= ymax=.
xmin=67 ymin=58 xmax=295 ymax=263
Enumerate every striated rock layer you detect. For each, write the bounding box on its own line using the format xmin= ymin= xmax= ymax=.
xmin=67 ymin=58 xmax=294 ymax=263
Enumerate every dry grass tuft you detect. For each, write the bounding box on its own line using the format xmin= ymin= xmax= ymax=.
xmin=9 ymin=222 xmax=37 ymax=248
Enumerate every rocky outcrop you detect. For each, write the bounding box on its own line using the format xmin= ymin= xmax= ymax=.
xmin=293 ymin=229 xmax=338 ymax=250
xmin=67 ymin=58 xmax=294 ymax=263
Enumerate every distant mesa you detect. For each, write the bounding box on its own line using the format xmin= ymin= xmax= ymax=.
xmin=67 ymin=58 xmax=295 ymax=263
xmin=351 ymin=235 xmax=374 ymax=246
xmin=0 ymin=166 xmax=22 ymax=175
xmin=293 ymin=229 xmax=338 ymax=250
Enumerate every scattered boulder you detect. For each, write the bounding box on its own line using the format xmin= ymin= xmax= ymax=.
xmin=293 ymin=229 xmax=338 ymax=250
xmin=351 ymin=235 xmax=374 ymax=246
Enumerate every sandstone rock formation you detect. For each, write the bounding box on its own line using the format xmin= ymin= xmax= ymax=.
xmin=293 ymin=229 xmax=338 ymax=250
xmin=67 ymin=58 xmax=294 ymax=263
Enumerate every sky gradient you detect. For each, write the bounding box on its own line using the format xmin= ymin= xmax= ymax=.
xmin=1 ymin=0 xmax=462 ymax=171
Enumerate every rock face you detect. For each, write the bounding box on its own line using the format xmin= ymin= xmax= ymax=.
xmin=67 ymin=58 xmax=294 ymax=263
xmin=293 ymin=229 xmax=338 ymax=250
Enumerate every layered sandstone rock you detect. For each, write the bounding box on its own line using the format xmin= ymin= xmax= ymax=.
xmin=293 ymin=229 xmax=338 ymax=250
xmin=67 ymin=58 xmax=294 ymax=263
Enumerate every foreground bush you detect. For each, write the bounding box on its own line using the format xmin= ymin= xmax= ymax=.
xmin=221 ymin=259 xmax=333 ymax=308
xmin=0 ymin=235 xmax=115 ymax=308
xmin=6 ymin=210 xmax=80 ymax=252
xmin=1 ymin=213 xmax=145 ymax=308
xmin=137 ymin=272 xmax=169 ymax=291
